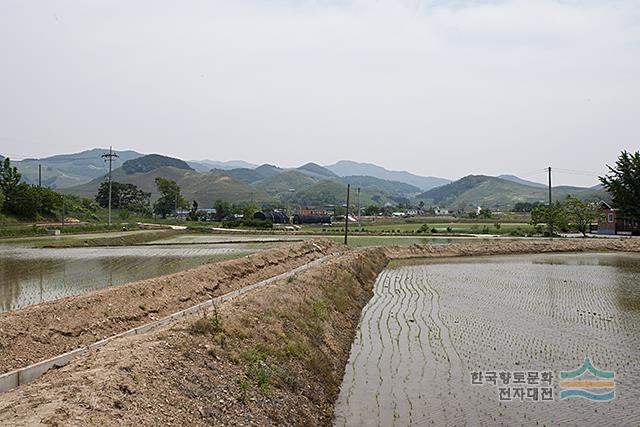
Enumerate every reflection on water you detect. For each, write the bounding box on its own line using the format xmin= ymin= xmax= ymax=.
xmin=336 ymin=252 xmax=640 ymax=427
xmin=0 ymin=245 xmax=257 ymax=313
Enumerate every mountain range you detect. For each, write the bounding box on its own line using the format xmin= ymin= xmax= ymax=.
xmin=2 ymin=148 xmax=606 ymax=209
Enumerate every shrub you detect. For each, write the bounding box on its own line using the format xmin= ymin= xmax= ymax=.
xmin=190 ymin=309 xmax=222 ymax=335
xmin=222 ymin=218 xmax=273 ymax=229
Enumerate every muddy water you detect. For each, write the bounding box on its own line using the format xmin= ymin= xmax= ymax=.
xmin=0 ymin=245 xmax=260 ymax=313
xmin=335 ymin=252 xmax=640 ymax=426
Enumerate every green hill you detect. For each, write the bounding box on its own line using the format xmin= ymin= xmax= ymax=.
xmin=288 ymin=180 xmax=387 ymax=207
xmin=341 ymin=175 xmax=421 ymax=197
xmin=254 ymin=164 xmax=282 ymax=178
xmin=253 ymin=170 xmax=318 ymax=196
xmin=296 ymin=163 xmax=339 ymax=179
xmin=325 ymin=160 xmax=451 ymax=190
xmin=416 ymin=175 xmax=606 ymax=209
xmin=64 ymin=166 xmax=271 ymax=207
xmin=12 ymin=148 xmax=143 ymax=189
xmin=215 ymin=168 xmax=265 ymax=184
xmin=122 ymin=154 xmax=193 ymax=174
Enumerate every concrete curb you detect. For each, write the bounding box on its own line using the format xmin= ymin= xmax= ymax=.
xmin=0 ymin=253 xmax=335 ymax=394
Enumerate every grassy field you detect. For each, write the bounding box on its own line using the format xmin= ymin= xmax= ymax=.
xmin=0 ymin=229 xmax=183 ymax=248
xmin=299 ymin=221 xmax=535 ymax=236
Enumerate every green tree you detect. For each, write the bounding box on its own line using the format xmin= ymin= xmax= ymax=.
xmin=564 ymin=196 xmax=597 ymax=237
xmin=0 ymin=187 xmax=4 ymax=211
xmin=153 ymin=177 xmax=188 ymax=218
xmin=513 ymin=201 xmax=542 ymax=212
xmin=242 ymin=202 xmax=260 ymax=219
xmin=363 ymin=205 xmax=379 ymax=216
xmin=530 ymin=202 xmax=568 ymax=236
xmin=478 ymin=208 xmax=493 ymax=219
xmin=0 ymin=157 xmax=22 ymax=212
xmin=213 ymin=200 xmax=232 ymax=221
xmin=5 ymin=184 xmax=62 ymax=219
xmin=599 ymin=150 xmax=640 ymax=222
xmin=95 ymin=181 xmax=151 ymax=213
xmin=188 ymin=200 xmax=199 ymax=221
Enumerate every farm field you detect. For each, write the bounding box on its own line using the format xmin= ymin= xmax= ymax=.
xmin=0 ymin=243 xmax=264 ymax=313
xmin=153 ymin=233 xmax=525 ymax=247
xmin=151 ymin=234 xmax=304 ymax=245
xmin=335 ymin=252 xmax=640 ymax=426
xmin=324 ymin=235 xmax=523 ymax=246
xmin=301 ymin=221 xmax=535 ymax=236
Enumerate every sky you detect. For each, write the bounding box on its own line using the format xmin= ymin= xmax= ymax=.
xmin=1 ymin=0 xmax=639 ymax=186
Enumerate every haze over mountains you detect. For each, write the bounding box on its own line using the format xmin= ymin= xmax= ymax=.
xmin=3 ymin=148 xmax=606 ymax=209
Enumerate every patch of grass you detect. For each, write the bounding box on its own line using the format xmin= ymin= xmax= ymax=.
xmin=244 ymin=348 xmax=273 ymax=392
xmin=237 ymin=380 xmax=250 ymax=404
xmin=312 ymin=299 xmax=328 ymax=321
xmin=189 ymin=308 xmax=223 ymax=335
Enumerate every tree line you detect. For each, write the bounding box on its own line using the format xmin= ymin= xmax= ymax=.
xmin=0 ymin=158 xmax=97 ymax=221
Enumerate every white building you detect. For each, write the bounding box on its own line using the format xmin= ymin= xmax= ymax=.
xmin=434 ymin=207 xmax=449 ymax=216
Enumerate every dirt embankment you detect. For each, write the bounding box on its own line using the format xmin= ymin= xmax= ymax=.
xmin=0 ymin=246 xmax=389 ymax=426
xmin=38 ymin=229 xmax=184 ymax=248
xmin=0 ymin=240 xmax=336 ymax=374
xmin=385 ymin=237 xmax=640 ymax=259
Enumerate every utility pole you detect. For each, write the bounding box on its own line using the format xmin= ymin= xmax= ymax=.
xmin=38 ymin=163 xmax=42 ymax=217
xmin=175 ymin=193 xmax=178 ymax=220
xmin=548 ymin=166 xmax=552 ymax=206
xmin=547 ymin=166 xmax=553 ymax=237
xmin=357 ymin=187 xmax=361 ymax=228
xmin=344 ymin=184 xmax=350 ymax=245
xmin=61 ymin=195 xmax=65 ymax=232
xmin=101 ymin=146 xmax=119 ymax=227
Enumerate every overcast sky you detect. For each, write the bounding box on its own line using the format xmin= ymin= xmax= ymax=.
xmin=1 ymin=0 xmax=639 ymax=186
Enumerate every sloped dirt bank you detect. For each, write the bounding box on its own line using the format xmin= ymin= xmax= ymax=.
xmin=385 ymin=237 xmax=640 ymax=259
xmin=0 ymin=240 xmax=336 ymax=374
xmin=0 ymin=246 xmax=389 ymax=426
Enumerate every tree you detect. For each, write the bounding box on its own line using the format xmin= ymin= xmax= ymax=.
xmin=242 ymin=202 xmax=260 ymax=219
xmin=530 ymin=202 xmax=568 ymax=236
xmin=513 ymin=201 xmax=542 ymax=213
xmin=599 ymin=150 xmax=640 ymax=222
xmin=478 ymin=208 xmax=493 ymax=219
xmin=0 ymin=157 xmax=22 ymax=211
xmin=153 ymin=177 xmax=188 ymax=218
xmin=0 ymin=158 xmax=21 ymax=194
xmin=564 ymin=196 xmax=597 ymax=237
xmin=95 ymin=182 xmax=151 ymax=213
xmin=4 ymin=184 xmax=62 ymax=219
xmin=0 ymin=187 xmax=4 ymax=211
xmin=364 ymin=205 xmax=379 ymax=216
xmin=188 ymin=200 xmax=199 ymax=221
xmin=213 ymin=200 xmax=232 ymax=221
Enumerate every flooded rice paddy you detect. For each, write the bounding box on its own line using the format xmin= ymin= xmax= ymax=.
xmin=325 ymin=235 xmax=518 ymax=247
xmin=0 ymin=244 xmax=261 ymax=313
xmin=151 ymin=234 xmax=304 ymax=245
xmin=155 ymin=233 xmax=520 ymax=247
xmin=335 ymin=252 xmax=640 ymax=426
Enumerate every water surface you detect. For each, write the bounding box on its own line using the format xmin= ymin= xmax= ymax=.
xmin=0 ymin=244 xmax=260 ymax=313
xmin=335 ymin=252 xmax=640 ymax=426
